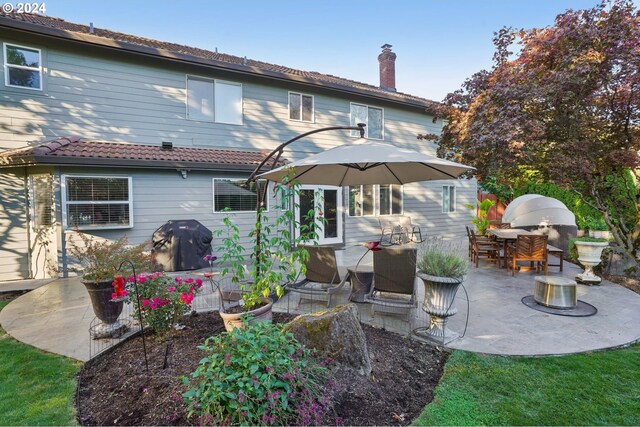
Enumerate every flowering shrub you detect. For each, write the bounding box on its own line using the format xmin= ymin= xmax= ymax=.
xmin=125 ymin=272 xmax=203 ymax=336
xmin=183 ymin=321 xmax=330 ymax=426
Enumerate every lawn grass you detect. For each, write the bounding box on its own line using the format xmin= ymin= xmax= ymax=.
xmin=414 ymin=345 xmax=640 ymax=426
xmin=0 ymin=296 xmax=81 ymax=426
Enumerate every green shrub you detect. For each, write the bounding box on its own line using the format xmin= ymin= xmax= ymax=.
xmin=183 ymin=321 xmax=329 ymax=426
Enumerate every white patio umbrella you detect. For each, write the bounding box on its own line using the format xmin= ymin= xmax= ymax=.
xmin=257 ymin=141 xmax=475 ymax=185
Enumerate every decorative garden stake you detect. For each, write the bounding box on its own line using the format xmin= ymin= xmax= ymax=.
xmin=115 ymin=260 xmax=149 ymax=371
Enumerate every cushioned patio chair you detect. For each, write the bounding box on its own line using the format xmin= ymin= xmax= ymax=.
xmin=364 ymin=247 xmax=417 ymax=318
xmin=285 ymin=245 xmax=349 ymax=307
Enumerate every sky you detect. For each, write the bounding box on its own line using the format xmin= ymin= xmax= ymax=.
xmin=38 ymin=0 xmax=616 ymax=101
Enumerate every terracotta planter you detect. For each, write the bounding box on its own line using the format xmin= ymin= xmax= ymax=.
xmin=219 ymin=298 xmax=273 ymax=332
xmin=416 ymin=273 xmax=463 ymax=344
xmin=83 ymin=279 xmax=127 ymax=338
xmin=574 ymin=241 xmax=609 ymax=285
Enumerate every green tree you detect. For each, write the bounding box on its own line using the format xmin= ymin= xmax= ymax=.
xmin=436 ymin=0 xmax=640 ymax=264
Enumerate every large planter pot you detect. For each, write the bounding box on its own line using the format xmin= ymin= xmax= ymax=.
xmin=574 ymin=241 xmax=609 ymax=285
xmin=415 ymin=273 xmax=463 ymax=344
xmin=219 ymin=298 xmax=273 ymax=332
xmin=589 ymin=230 xmax=611 ymax=239
xmin=82 ymin=280 xmax=127 ymax=339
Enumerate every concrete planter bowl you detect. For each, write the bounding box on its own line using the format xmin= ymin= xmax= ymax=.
xmin=574 ymin=241 xmax=609 ymax=285
xmin=83 ymin=279 xmax=127 ymax=339
xmin=415 ymin=272 xmax=464 ymax=344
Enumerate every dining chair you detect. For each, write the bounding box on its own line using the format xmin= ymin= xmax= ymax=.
xmin=505 ymin=235 xmax=548 ymax=276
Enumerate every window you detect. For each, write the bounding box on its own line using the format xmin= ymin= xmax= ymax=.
xmin=350 ymin=103 xmax=383 ymax=139
xmin=213 ymin=179 xmax=268 ymax=212
xmin=186 ymin=76 xmax=243 ymax=124
xmin=289 ymin=92 xmax=314 ymax=122
xmin=62 ymin=176 xmax=133 ymax=229
xmin=4 ymin=43 xmax=42 ymax=90
xmin=378 ymin=184 xmax=403 ymax=215
xmin=31 ymin=175 xmax=53 ymax=227
xmin=442 ymin=185 xmax=456 ymax=213
xmin=349 ymin=184 xmax=402 ymax=216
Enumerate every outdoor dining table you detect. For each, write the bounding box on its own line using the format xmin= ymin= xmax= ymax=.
xmin=487 ymin=228 xmax=534 ymax=268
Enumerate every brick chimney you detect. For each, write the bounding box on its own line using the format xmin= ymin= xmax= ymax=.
xmin=378 ymin=44 xmax=396 ymax=92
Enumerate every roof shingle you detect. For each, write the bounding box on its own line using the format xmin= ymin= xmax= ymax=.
xmin=0 ymin=12 xmax=441 ymax=113
xmin=0 ymin=137 xmax=282 ymax=171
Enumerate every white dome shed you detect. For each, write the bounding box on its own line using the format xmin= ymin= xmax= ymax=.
xmin=502 ymin=194 xmax=577 ymax=252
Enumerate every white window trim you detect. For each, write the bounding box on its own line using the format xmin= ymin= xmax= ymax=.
xmin=185 ymin=74 xmax=243 ymax=125
xmin=350 ymin=102 xmax=384 ymax=140
xmin=348 ymin=184 xmax=403 ymax=217
xmin=61 ymin=175 xmax=134 ymax=230
xmin=288 ymin=91 xmax=315 ymax=123
xmin=3 ymin=42 xmax=43 ymax=91
xmin=212 ymin=178 xmax=269 ymax=213
xmin=442 ymin=185 xmax=456 ymax=213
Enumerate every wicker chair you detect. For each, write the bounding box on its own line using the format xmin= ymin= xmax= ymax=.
xmin=286 ymin=245 xmax=349 ymax=307
xmin=505 ymin=235 xmax=548 ymax=276
xmin=364 ymin=247 xmax=417 ymax=318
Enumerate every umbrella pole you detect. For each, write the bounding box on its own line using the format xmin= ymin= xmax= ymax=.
xmin=248 ymin=124 xmax=366 ymax=277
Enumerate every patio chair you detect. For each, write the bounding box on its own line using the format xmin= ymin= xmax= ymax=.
xmin=505 ymin=235 xmax=548 ymax=276
xmin=469 ymin=228 xmax=501 ymax=268
xmin=379 ymin=216 xmax=424 ymax=246
xmin=285 ymin=245 xmax=349 ymax=307
xmin=364 ymin=247 xmax=417 ymax=318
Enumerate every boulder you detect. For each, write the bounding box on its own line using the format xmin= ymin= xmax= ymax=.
xmin=285 ymin=304 xmax=372 ymax=376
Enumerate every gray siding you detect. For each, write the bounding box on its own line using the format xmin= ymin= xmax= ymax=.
xmin=0 ymin=31 xmax=476 ymax=280
xmin=0 ymin=169 xmax=29 ymax=280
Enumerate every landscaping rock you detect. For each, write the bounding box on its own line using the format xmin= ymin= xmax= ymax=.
xmin=285 ymin=304 xmax=372 ymax=376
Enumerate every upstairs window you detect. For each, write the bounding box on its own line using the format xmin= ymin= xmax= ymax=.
xmin=442 ymin=185 xmax=456 ymax=213
xmin=349 ymin=184 xmax=402 ymax=216
xmin=187 ymin=76 xmax=243 ymax=125
xmin=289 ymin=92 xmax=314 ymax=122
xmin=4 ymin=43 xmax=42 ymax=90
xmin=62 ymin=176 xmax=133 ymax=229
xmin=350 ymin=103 xmax=383 ymax=140
xmin=213 ymin=179 xmax=268 ymax=212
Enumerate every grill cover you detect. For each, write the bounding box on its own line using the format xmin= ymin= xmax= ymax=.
xmin=152 ymin=220 xmax=212 ymax=272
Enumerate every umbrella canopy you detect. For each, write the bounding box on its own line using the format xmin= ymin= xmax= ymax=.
xmin=257 ymin=141 xmax=475 ymax=185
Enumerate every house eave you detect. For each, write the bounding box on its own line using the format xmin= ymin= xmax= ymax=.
xmin=0 ymin=16 xmax=440 ymax=115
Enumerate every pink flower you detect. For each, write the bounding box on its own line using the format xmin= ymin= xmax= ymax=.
xmin=365 ymin=241 xmax=382 ymax=251
xmin=168 ymin=286 xmax=176 ymax=292
xmin=180 ymin=292 xmax=194 ymax=305
xmin=150 ymin=302 xmax=157 ymax=309
xmin=195 ymin=279 xmax=203 ymax=288
xmin=142 ymin=299 xmax=150 ymax=307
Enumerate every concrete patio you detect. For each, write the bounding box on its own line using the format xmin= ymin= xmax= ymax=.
xmin=1 ymin=244 xmax=640 ymax=362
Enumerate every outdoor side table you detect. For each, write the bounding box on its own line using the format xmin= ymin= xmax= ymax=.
xmin=348 ymin=266 xmax=374 ymax=303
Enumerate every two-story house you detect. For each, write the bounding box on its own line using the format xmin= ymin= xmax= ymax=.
xmin=0 ymin=12 xmax=475 ymax=282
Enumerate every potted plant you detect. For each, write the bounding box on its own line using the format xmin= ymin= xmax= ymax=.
xmin=415 ymin=238 xmax=469 ymax=344
xmin=213 ymin=174 xmax=316 ymax=331
xmin=68 ymin=232 xmax=152 ymax=338
xmin=464 ymin=199 xmax=496 ymax=235
xmin=587 ymin=217 xmax=611 ymax=239
xmin=570 ymin=236 xmax=609 ymax=285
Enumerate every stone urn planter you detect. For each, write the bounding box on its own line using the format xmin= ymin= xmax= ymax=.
xmin=219 ymin=298 xmax=273 ymax=332
xmin=83 ymin=280 xmax=128 ymax=339
xmin=416 ymin=272 xmax=464 ymax=344
xmin=574 ymin=241 xmax=609 ymax=285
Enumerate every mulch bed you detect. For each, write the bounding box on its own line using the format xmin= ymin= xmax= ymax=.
xmin=76 ymin=311 xmax=449 ymax=426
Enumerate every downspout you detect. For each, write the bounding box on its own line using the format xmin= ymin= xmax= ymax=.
xmin=23 ymin=167 xmax=33 ymax=279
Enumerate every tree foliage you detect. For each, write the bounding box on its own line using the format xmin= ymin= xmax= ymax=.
xmin=436 ymin=0 xmax=640 ymax=261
